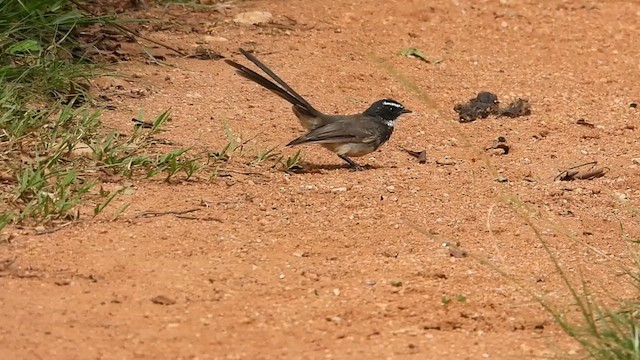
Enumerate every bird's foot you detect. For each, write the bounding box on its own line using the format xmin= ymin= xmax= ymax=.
xmin=339 ymin=155 xmax=366 ymax=171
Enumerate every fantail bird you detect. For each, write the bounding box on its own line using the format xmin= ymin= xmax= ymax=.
xmin=225 ymin=48 xmax=411 ymax=170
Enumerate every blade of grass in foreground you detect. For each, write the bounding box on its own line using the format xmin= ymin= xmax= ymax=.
xmin=374 ymin=53 xmax=640 ymax=359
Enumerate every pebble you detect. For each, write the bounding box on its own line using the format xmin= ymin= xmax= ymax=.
xmin=202 ymin=35 xmax=228 ymax=43
xmin=614 ymin=192 xmax=628 ymax=201
xmin=436 ymin=157 xmax=456 ymax=166
xmin=331 ymin=187 xmax=347 ymax=193
xmin=233 ymin=11 xmax=273 ymax=26
xmin=151 ymin=295 xmax=176 ymax=305
xmin=631 ymin=158 xmax=640 ymax=165
xmin=69 ymin=142 xmax=93 ymax=159
xmin=390 ymin=279 xmax=403 ymax=287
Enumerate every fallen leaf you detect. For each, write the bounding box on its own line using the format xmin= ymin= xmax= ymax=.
xmin=151 ymin=295 xmax=176 ymax=305
xmin=555 ymin=161 xmax=609 ymax=181
xmin=498 ymin=98 xmax=531 ymax=118
xmin=402 ymin=148 xmax=427 ymax=163
xmin=576 ymin=118 xmax=595 ymax=128
xmin=400 ymin=47 xmax=441 ymax=64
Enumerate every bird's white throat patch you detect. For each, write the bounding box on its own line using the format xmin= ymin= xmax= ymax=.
xmin=383 ymin=119 xmax=396 ymax=127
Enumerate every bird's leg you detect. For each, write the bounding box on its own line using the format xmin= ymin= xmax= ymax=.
xmin=338 ymin=155 xmax=365 ymax=171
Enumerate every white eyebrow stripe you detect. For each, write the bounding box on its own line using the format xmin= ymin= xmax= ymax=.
xmin=382 ymin=101 xmax=403 ymax=108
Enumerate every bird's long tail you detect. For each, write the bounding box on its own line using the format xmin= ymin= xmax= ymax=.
xmin=225 ymin=49 xmax=320 ymax=117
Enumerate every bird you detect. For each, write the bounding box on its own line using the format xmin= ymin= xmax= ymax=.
xmin=224 ymin=48 xmax=412 ymax=170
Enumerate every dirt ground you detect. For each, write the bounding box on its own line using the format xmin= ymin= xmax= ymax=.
xmin=2 ymin=0 xmax=640 ymax=358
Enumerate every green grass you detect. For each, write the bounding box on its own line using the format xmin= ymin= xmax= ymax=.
xmin=502 ymin=197 xmax=640 ymax=359
xmin=1 ymin=89 xmax=303 ymax=232
xmin=0 ymin=0 xmax=305 ymax=232
xmin=0 ymin=0 xmax=107 ymax=100
xmin=0 ymin=1 xmax=304 ymax=233
xmin=382 ymin=54 xmax=640 ymax=359
xmin=0 ymin=0 xmax=110 ymax=229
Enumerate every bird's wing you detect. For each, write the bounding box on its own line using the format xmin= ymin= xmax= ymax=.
xmin=286 ymin=119 xmax=379 ymax=146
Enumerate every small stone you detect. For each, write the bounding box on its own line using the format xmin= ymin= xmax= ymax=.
xmin=630 ymin=102 xmax=638 ymax=108
xmin=151 ymin=295 xmax=176 ymax=305
xmin=332 ymin=288 xmax=341 ymax=296
xmin=390 ymin=279 xmax=403 ymax=287
xmin=496 ymin=176 xmax=509 ymax=183
xmin=487 ymin=148 xmax=506 ymax=156
xmin=615 ymin=192 xmax=628 ymax=201
xmin=331 ymin=187 xmax=347 ymax=193
xmin=69 ymin=142 xmax=93 ymax=159
xmin=233 ymin=11 xmax=273 ymax=26
xmin=303 ymin=271 xmax=319 ymax=281
xmin=0 ymin=233 xmax=15 ymax=244
xmin=632 ymin=158 xmax=640 ymax=165
xmin=92 ymin=76 xmax=129 ymax=91
xmin=436 ymin=157 xmax=456 ymax=166
xmin=203 ymin=35 xmax=229 ymax=43
xmin=386 ymin=185 xmax=395 ymax=193
xmin=449 ymin=246 xmax=468 ymax=258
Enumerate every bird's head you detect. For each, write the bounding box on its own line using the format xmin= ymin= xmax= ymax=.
xmin=364 ymin=99 xmax=412 ymax=125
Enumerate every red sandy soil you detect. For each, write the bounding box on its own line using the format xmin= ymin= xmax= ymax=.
xmin=2 ymin=0 xmax=640 ymax=359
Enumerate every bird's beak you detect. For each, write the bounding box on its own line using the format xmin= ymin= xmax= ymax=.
xmin=402 ymin=109 xmax=412 ymax=114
